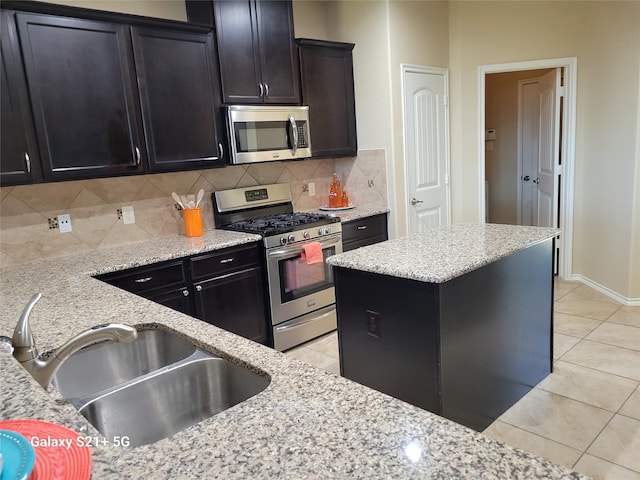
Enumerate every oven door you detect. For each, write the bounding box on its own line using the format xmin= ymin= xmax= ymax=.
xmin=266 ymin=232 xmax=342 ymax=325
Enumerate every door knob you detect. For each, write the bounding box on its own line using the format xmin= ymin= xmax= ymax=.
xmin=523 ymin=175 xmax=530 ymax=181
xmin=410 ymin=198 xmax=424 ymax=206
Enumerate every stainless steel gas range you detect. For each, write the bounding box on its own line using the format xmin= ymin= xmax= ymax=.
xmin=213 ymin=183 xmax=341 ymax=351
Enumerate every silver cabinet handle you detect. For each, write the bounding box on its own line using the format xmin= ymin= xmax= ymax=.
xmin=217 ymin=143 xmax=223 ymax=160
xmin=258 ymin=83 xmax=264 ymax=97
xmin=264 ymin=83 xmax=269 ymax=96
xmin=357 ymin=225 xmax=368 ymax=230
xmin=134 ymin=277 xmax=152 ymax=283
xmin=135 ymin=147 xmax=141 ymax=166
xmin=24 ymin=153 xmax=31 ymax=173
xmin=410 ymin=198 xmax=424 ymax=206
xmin=195 ymin=285 xmax=203 ymax=292
xmin=182 ymin=289 xmax=189 ymax=297
xmin=219 ymin=258 xmax=234 ymax=264
xmin=288 ymin=115 xmax=298 ymax=155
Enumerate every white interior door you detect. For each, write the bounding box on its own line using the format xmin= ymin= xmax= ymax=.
xmin=518 ymin=68 xmax=560 ymax=228
xmin=403 ymin=67 xmax=450 ymax=234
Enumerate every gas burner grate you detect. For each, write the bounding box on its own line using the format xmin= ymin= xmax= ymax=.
xmin=225 ymin=212 xmax=338 ymax=236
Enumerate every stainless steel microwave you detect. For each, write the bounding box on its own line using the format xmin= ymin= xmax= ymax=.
xmin=226 ymin=106 xmax=312 ymax=164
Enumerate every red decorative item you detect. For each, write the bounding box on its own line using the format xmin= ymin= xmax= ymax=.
xmin=0 ymin=420 xmax=92 ymax=480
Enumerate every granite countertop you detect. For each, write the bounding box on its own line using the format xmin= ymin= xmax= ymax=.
xmin=0 ymin=227 xmax=584 ymax=479
xmin=327 ymin=223 xmax=560 ymax=283
xmin=307 ymin=204 xmax=390 ymax=223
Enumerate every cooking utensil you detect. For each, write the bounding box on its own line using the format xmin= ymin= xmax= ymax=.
xmin=195 ymin=189 xmax=204 ymax=208
xmin=172 ymin=192 xmax=185 ymax=209
xmin=181 ymin=195 xmax=189 ymax=209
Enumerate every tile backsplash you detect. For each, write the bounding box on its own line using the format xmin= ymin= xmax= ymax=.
xmin=0 ymin=149 xmax=387 ymax=266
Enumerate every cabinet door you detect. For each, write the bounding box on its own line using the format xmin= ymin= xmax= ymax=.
xmin=148 ymin=286 xmax=193 ymax=316
xmin=255 ymin=0 xmax=300 ymax=104
xmin=194 ymin=266 xmax=268 ymax=345
xmin=16 ymin=13 xmax=145 ymax=181
xmin=298 ymin=39 xmax=357 ymax=157
xmin=131 ymin=27 xmax=226 ymax=171
xmin=212 ymin=0 xmax=263 ymax=104
xmin=0 ymin=11 xmax=41 ymax=185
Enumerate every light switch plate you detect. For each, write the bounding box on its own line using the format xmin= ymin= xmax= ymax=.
xmin=308 ymin=182 xmax=316 ymax=197
xmin=122 ymin=205 xmax=135 ymax=225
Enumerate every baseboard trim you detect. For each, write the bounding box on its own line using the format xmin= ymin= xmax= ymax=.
xmin=570 ymin=274 xmax=640 ymax=307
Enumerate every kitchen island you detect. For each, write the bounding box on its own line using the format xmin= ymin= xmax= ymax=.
xmin=0 ymin=226 xmax=584 ymax=479
xmin=328 ymin=223 xmax=559 ymax=432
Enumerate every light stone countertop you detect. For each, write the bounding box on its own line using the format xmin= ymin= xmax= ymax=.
xmin=304 ymin=204 xmax=390 ymax=223
xmin=327 ymin=223 xmax=560 ymax=283
xmin=0 ymin=227 xmax=584 ymax=479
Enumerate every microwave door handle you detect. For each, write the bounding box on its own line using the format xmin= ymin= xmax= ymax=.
xmin=288 ymin=115 xmax=298 ymax=155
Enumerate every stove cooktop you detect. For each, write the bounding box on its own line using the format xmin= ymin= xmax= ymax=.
xmin=223 ymin=212 xmax=340 ymax=237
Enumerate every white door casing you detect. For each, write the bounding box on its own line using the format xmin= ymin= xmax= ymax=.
xmin=402 ymin=65 xmax=450 ymax=234
xmin=479 ymin=57 xmax=577 ymax=280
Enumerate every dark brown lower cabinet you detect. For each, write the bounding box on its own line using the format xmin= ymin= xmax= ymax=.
xmin=193 ymin=266 xmax=267 ymax=344
xmin=335 ymin=239 xmax=554 ymax=432
xmin=96 ymin=242 xmax=269 ymax=346
xmin=341 ymin=213 xmax=388 ymax=252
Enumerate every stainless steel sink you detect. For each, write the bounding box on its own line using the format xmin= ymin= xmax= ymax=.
xmin=51 ymin=329 xmax=270 ymax=447
xmin=52 ymin=329 xmax=197 ymax=400
xmin=79 ymin=356 xmax=269 ymax=447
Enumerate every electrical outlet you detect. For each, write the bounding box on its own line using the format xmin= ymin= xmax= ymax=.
xmin=122 ymin=205 xmax=135 ymax=225
xmin=368 ymin=180 xmax=375 ymax=188
xmin=58 ymin=214 xmax=72 ymax=233
xmin=48 ymin=218 xmax=59 ymax=230
xmin=308 ymin=182 xmax=316 ymax=196
xmin=302 ymin=184 xmax=309 ymax=193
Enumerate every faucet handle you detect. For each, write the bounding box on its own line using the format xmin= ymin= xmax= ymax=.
xmin=12 ymin=292 xmax=42 ymax=361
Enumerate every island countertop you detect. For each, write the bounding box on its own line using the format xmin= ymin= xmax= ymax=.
xmin=0 ymin=228 xmax=583 ymax=479
xmin=327 ymin=223 xmax=560 ymax=283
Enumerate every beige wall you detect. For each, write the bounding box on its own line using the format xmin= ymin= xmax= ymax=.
xmin=449 ymin=1 xmax=640 ymax=300
xmin=293 ymin=1 xmax=449 ymax=238
xmin=34 ymin=0 xmax=187 ymax=21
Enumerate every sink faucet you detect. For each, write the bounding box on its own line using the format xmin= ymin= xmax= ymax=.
xmin=9 ymin=293 xmax=138 ymax=389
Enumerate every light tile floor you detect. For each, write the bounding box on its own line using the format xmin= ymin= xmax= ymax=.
xmin=284 ymin=278 xmax=640 ymax=480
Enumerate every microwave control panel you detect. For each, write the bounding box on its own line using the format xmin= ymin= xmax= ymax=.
xmin=298 ymin=124 xmax=308 ymax=148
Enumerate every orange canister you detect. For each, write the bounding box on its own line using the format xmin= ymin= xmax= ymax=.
xmin=183 ymin=207 xmax=204 ymax=237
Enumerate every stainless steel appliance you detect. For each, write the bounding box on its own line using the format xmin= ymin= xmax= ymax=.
xmin=226 ymin=106 xmax=312 ymax=164
xmin=213 ymin=183 xmax=341 ymax=351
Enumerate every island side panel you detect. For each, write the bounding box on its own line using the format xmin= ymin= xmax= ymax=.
xmin=334 ymin=268 xmax=442 ymax=414
xmin=439 ymin=239 xmax=554 ymax=431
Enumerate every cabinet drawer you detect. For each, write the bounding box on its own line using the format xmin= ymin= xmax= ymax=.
xmin=190 ymin=243 xmax=262 ymax=280
xmin=342 ymin=214 xmax=387 ymax=244
xmin=97 ymin=259 xmax=186 ymax=295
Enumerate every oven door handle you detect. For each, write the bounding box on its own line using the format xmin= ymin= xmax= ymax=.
xmin=267 ymin=238 xmax=341 ymax=260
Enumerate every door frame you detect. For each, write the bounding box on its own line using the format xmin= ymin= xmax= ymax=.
xmin=401 ymin=64 xmax=451 ymax=233
xmin=478 ymin=57 xmax=577 ymax=279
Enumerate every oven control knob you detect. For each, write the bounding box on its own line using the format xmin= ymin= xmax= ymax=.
xmin=318 ymin=227 xmax=324 ymax=236
xmin=303 ymin=231 xmax=310 ymax=239
xmin=325 ymin=226 xmax=332 ymax=235
xmin=288 ymin=234 xmax=296 ymax=244
xmin=280 ymin=236 xmax=288 ymax=245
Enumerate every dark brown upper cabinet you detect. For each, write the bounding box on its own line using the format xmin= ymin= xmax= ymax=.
xmin=16 ymin=13 xmax=146 ymax=182
xmin=0 ymin=11 xmax=42 ymax=186
xmin=187 ymin=0 xmax=300 ymax=105
xmin=297 ymin=39 xmax=357 ymax=158
xmin=131 ymin=27 xmax=226 ymax=171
